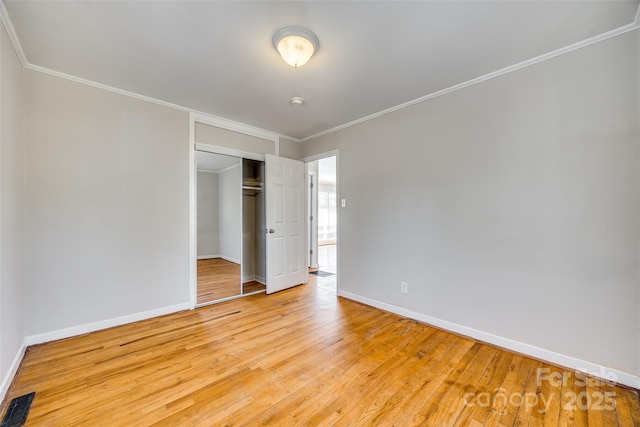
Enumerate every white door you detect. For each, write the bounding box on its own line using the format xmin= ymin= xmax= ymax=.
xmin=265 ymin=154 xmax=307 ymax=293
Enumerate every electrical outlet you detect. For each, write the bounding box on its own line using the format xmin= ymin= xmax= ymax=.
xmin=400 ymin=281 xmax=408 ymax=294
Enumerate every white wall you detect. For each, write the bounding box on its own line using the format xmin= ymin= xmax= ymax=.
xmin=195 ymin=122 xmax=275 ymax=155
xmin=24 ymin=69 xmax=190 ymax=336
xmin=195 ymin=122 xmax=301 ymax=160
xmin=303 ymin=31 xmax=640 ymax=378
xmin=0 ymin=19 xmax=26 ymax=397
xmin=279 ymin=137 xmax=301 ymax=160
xmin=218 ymin=164 xmax=241 ymax=264
xmin=197 ymin=171 xmax=220 ymax=257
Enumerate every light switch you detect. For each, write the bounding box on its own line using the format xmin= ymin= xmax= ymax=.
xmin=341 ymin=198 xmax=346 ymax=208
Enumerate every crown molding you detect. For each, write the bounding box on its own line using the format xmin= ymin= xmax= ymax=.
xmin=26 ymin=63 xmax=300 ymax=143
xmin=0 ymin=0 xmax=301 ymax=143
xmin=0 ymin=0 xmax=27 ymax=66
xmin=26 ymin=62 xmax=194 ymax=115
xmin=301 ymin=14 xmax=640 ymax=143
xmin=2 ymin=0 xmax=638 ymax=145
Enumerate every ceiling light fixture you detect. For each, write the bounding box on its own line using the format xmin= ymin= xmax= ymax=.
xmin=272 ymin=26 xmax=319 ymax=68
xmin=290 ymin=96 xmax=304 ymax=106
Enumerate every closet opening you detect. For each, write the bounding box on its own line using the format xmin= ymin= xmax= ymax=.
xmin=195 ymin=151 xmax=266 ymax=306
xmin=242 ymin=158 xmax=267 ymax=295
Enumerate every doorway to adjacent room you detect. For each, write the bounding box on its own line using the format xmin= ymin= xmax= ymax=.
xmin=306 ymin=154 xmax=338 ymax=290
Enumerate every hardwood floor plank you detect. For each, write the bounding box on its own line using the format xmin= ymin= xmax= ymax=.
xmin=359 ymin=335 xmax=476 ymax=426
xmin=512 ymin=360 xmax=546 ymax=426
xmin=317 ymin=325 xmax=445 ymax=425
xmin=242 ymin=280 xmax=266 ymax=294
xmin=255 ymin=329 xmax=435 ymax=424
xmin=586 ymin=379 xmax=607 ymax=427
xmin=197 ymin=258 xmax=243 ymax=303
xmin=245 ymin=318 xmax=424 ymax=425
xmin=497 ymin=356 xmax=538 ymax=426
xmin=452 ymin=349 xmax=515 ymax=426
xmin=558 ymin=368 xmax=577 ymax=427
xmin=2 ymin=275 xmax=638 ymax=426
xmin=539 ymin=365 xmax=563 ymax=426
xmin=624 ymin=389 xmax=640 ymax=426
xmin=410 ymin=344 xmax=498 ymax=426
xmin=571 ymin=371 xmax=591 ymax=427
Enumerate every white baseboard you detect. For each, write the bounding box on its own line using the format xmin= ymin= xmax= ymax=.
xmin=219 ymin=255 xmax=240 ymax=265
xmin=0 ymin=337 xmax=28 ymax=404
xmin=196 ymin=255 xmax=241 ymax=264
xmin=243 ymin=276 xmax=267 ymax=286
xmin=26 ymin=302 xmax=190 ymax=346
xmin=338 ymin=290 xmax=640 ymax=389
xmin=2 ymin=303 xmax=190 ymax=403
xmin=197 ymin=254 xmax=220 ymax=260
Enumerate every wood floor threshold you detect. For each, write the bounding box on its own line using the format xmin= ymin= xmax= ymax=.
xmin=2 ymin=276 xmax=639 ymax=426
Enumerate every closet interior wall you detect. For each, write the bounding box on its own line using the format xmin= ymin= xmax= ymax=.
xmin=242 ymin=159 xmax=266 ymax=286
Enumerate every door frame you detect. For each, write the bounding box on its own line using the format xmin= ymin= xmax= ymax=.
xmin=301 ymin=150 xmax=340 ymax=296
xmin=189 ymin=112 xmax=279 ymax=309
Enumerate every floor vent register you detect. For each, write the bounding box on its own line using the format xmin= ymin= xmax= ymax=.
xmin=1 ymin=392 xmax=35 ymax=427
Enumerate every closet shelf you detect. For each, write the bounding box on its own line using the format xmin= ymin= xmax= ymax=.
xmin=242 ymin=186 xmax=262 ymax=195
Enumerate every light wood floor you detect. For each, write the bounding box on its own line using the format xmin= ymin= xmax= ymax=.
xmin=243 ymin=280 xmax=266 ymax=294
xmin=3 ymin=275 xmax=639 ymax=426
xmin=197 ymin=258 xmax=241 ymax=303
xmin=197 ymin=258 xmax=266 ymax=304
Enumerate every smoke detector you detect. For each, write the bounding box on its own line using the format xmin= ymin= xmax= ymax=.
xmin=290 ymin=97 xmax=304 ymax=106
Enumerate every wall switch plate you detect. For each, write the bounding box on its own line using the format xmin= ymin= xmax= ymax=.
xmin=341 ymin=198 xmax=346 ymax=208
xmin=401 ymin=281 xmax=408 ymax=294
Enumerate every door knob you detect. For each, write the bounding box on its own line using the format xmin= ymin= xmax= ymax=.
xmin=267 ymin=228 xmax=275 ymax=234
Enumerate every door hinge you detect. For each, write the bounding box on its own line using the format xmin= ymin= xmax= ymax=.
xmin=310 ymin=249 xmax=313 ymax=255
xmin=309 ymin=215 xmax=313 ymax=221
xmin=310 ymin=182 xmax=314 ymax=188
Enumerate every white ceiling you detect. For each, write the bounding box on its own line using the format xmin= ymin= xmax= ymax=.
xmin=196 ymin=151 xmax=240 ymax=173
xmin=4 ymin=1 xmax=639 ymax=140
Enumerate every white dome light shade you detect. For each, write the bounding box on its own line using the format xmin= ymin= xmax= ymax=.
xmin=277 ymin=36 xmax=314 ymax=67
xmin=273 ymin=27 xmax=319 ymax=68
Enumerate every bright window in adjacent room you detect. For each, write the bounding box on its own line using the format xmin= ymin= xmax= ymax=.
xmin=317 ymin=157 xmax=337 ymax=245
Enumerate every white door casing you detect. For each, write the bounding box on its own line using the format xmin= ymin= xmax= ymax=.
xmin=265 ymin=154 xmax=307 ymax=293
